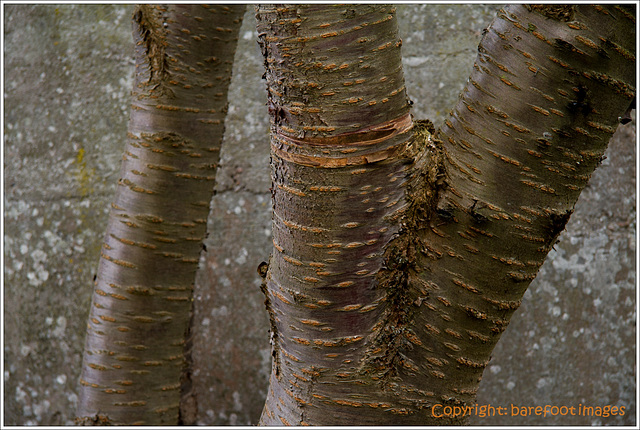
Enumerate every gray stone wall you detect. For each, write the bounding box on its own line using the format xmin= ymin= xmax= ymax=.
xmin=4 ymin=5 xmax=134 ymax=425
xmin=3 ymin=4 xmax=635 ymax=426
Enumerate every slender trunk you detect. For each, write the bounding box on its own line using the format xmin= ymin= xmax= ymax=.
xmin=76 ymin=4 xmax=244 ymax=425
xmin=257 ymin=4 xmax=634 ymax=425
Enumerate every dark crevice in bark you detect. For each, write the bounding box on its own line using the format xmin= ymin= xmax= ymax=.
xmin=403 ymin=120 xmax=446 ymax=231
xmin=546 ymin=209 xmax=573 ymax=242
xmin=360 ymin=232 xmax=418 ymax=383
xmin=133 ymin=5 xmax=171 ymax=96
xmin=619 ymin=97 xmax=636 ymax=124
xmin=527 ymin=4 xmax=575 ymax=22
xmin=259 ymin=260 xmax=281 ymax=378
xmin=361 ymin=120 xmax=447 ymax=385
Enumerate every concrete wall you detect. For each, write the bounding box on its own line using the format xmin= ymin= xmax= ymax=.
xmin=3 ymin=4 xmax=635 ymax=426
xmin=4 ymin=5 xmax=135 ymax=425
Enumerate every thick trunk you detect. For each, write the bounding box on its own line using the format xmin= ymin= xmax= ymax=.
xmin=257 ymin=4 xmax=634 ymax=425
xmin=398 ymin=3 xmax=636 ymax=422
xmin=76 ymin=4 xmax=244 ymax=425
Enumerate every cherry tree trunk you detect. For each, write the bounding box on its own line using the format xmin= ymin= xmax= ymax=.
xmin=76 ymin=4 xmax=244 ymax=425
xmin=256 ymin=4 xmax=634 ymax=425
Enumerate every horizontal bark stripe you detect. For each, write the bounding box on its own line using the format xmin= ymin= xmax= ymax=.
xmin=272 ymin=114 xmax=413 ymax=168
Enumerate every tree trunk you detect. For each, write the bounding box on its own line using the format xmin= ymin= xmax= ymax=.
xmin=76 ymin=4 xmax=244 ymax=425
xmin=256 ymin=4 xmax=634 ymax=425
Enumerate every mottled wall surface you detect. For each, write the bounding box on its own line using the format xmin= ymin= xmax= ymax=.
xmin=190 ymin=11 xmax=272 ymax=424
xmin=3 ymin=4 xmax=135 ymax=425
xmin=3 ymin=4 xmax=635 ymax=426
xmin=475 ymin=116 xmax=636 ymax=426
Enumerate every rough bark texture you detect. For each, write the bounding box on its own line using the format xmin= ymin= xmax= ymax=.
xmin=75 ymin=4 xmax=244 ymax=425
xmin=256 ymin=4 xmax=421 ymax=425
xmin=256 ymin=4 xmax=635 ymax=425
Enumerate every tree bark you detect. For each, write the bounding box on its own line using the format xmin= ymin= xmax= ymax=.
xmin=256 ymin=4 xmax=634 ymax=425
xmin=76 ymin=4 xmax=244 ymax=425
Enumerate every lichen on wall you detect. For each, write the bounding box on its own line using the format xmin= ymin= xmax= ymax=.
xmin=3 ymin=4 xmax=135 ymax=425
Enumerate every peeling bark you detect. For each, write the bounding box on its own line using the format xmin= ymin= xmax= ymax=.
xmin=256 ymin=4 xmax=635 ymax=425
xmin=76 ymin=4 xmax=245 ymax=425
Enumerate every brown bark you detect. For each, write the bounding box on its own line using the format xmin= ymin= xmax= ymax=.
xmin=394 ymin=4 xmax=636 ymax=423
xmin=256 ymin=4 xmax=635 ymax=425
xmin=76 ymin=4 xmax=244 ymax=425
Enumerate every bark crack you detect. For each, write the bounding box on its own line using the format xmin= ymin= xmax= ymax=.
xmin=258 ymin=261 xmax=281 ymax=378
xmin=133 ymin=5 xmax=172 ymax=97
xmin=360 ymin=120 xmax=447 ymax=384
xmin=526 ymin=4 xmax=575 ymax=22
